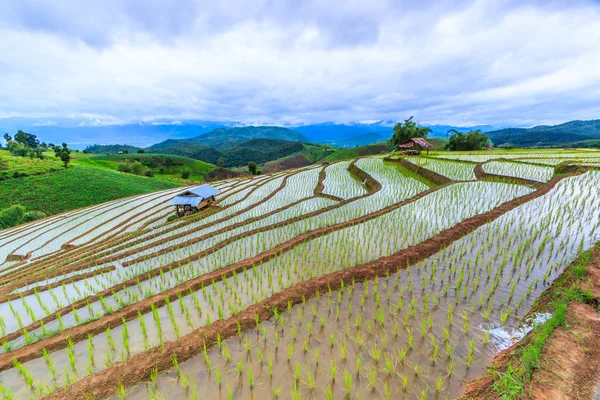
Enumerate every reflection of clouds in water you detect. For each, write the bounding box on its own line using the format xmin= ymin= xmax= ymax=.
xmin=484 ymin=312 xmax=553 ymax=351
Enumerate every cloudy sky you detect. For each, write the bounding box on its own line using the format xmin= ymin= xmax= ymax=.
xmin=1 ymin=0 xmax=599 ymax=127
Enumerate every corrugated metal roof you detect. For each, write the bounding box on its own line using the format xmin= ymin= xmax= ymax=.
xmin=169 ymin=196 xmax=203 ymax=207
xmin=169 ymin=184 xmax=219 ymax=207
xmin=183 ymin=184 xmax=220 ymax=198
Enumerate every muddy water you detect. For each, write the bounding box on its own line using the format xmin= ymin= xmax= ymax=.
xmin=122 ymin=172 xmax=600 ymax=400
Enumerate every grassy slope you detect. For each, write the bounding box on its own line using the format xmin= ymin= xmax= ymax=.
xmin=0 ymin=150 xmax=64 ymax=179
xmin=0 ymin=166 xmax=182 ymax=215
xmin=72 ymin=153 xmax=217 ymax=183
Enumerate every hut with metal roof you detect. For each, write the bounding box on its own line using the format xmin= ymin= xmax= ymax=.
xmin=169 ymin=184 xmax=220 ymax=217
xmin=397 ymin=138 xmax=434 ymax=154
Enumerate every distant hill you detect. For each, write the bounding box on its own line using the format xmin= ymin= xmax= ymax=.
xmin=148 ymin=126 xmax=309 ymax=151
xmin=487 ymin=120 xmax=600 ymax=147
xmin=146 ymin=137 xmax=305 ymax=168
xmin=292 ymin=122 xmax=393 ymax=147
xmin=423 ymin=124 xmax=497 ymax=138
xmin=84 ymin=144 xmax=142 ymax=154
xmin=291 ymin=121 xmax=498 ymax=147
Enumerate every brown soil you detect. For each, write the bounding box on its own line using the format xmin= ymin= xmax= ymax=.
xmin=262 ymin=154 xmax=313 ymax=173
xmin=474 ymin=162 xmax=543 ymax=188
xmin=529 ymin=302 xmax=600 ymax=400
xmin=385 ymin=156 xmax=453 ymax=185
xmin=205 ymin=167 xmax=245 ymax=181
xmin=356 ymin=144 xmax=391 ymax=156
xmin=463 ymin=244 xmax=600 ymax=400
xmin=581 ymin=250 xmax=600 ymax=298
xmin=41 ymin=170 xmax=582 ymax=400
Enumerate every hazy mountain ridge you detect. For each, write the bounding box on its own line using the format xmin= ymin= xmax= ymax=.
xmin=487 ymin=119 xmax=600 ymax=147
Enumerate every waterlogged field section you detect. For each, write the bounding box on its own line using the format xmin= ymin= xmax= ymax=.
xmin=0 ymin=154 xmax=598 ymax=400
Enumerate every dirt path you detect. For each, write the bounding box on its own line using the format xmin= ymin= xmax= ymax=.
xmin=41 ymin=170 xmax=584 ymax=400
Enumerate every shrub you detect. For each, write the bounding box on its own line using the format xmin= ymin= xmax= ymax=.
xmin=117 ymin=163 xmax=132 ymax=173
xmin=130 ymin=161 xmax=147 ymax=176
xmin=145 ymin=170 xmax=154 ymax=177
xmin=23 ymin=210 xmax=47 ymax=222
xmin=0 ymin=204 xmax=26 ymax=229
xmin=181 ymin=170 xmax=191 ymax=179
xmin=167 ymin=214 xmax=178 ymax=222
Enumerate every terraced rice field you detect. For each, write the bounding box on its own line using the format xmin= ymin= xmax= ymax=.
xmin=0 ymin=154 xmax=599 ymax=400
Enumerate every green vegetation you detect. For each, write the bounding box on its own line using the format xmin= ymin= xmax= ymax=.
xmin=0 ymin=166 xmax=181 ymax=216
xmin=0 ymin=150 xmax=64 ymax=180
xmin=147 ymin=126 xmax=308 ymax=151
xmin=487 ymin=119 xmax=600 ymax=147
xmin=72 ymin=153 xmax=216 ymax=183
xmin=146 ymin=137 xmax=305 ymax=168
xmin=388 ymin=116 xmax=431 ymax=149
xmin=84 ymin=144 xmax=142 ymax=154
xmin=300 ymin=144 xmax=336 ymax=162
xmin=445 ymin=130 xmax=491 ymax=151
xmin=489 ymin=244 xmax=598 ymax=399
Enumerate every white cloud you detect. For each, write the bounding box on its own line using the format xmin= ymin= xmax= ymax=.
xmin=0 ymin=0 xmax=599 ymax=126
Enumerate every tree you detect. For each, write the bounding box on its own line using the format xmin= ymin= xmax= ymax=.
xmin=14 ymin=130 xmax=39 ymax=148
xmin=388 ymin=117 xmax=431 ymax=148
xmin=3 ymin=133 xmax=11 ymax=143
xmin=54 ymin=143 xmax=71 ymax=167
xmin=130 ymin=161 xmax=147 ymax=176
xmin=446 ymin=128 xmax=460 ymax=140
xmin=248 ymin=161 xmax=258 ymax=175
xmin=445 ymin=130 xmax=490 ymax=151
xmin=137 ymin=149 xmax=145 ymax=154
xmin=218 ymin=157 xmax=225 ymax=167
xmin=181 ymin=169 xmax=191 ymax=179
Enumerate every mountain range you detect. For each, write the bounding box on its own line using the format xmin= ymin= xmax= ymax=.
xmin=486 ymin=120 xmax=600 ymax=147
xmin=2 ymin=117 xmax=599 ymax=151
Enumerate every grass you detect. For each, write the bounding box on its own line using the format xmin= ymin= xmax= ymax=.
xmin=0 ymin=150 xmax=64 ymax=180
xmin=0 ymin=166 xmax=182 ymax=215
xmin=72 ymin=153 xmax=217 ymax=183
xmin=488 ymin=243 xmax=598 ymax=399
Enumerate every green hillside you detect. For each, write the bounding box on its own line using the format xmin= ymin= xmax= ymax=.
xmin=0 ymin=166 xmax=182 ymax=216
xmin=0 ymin=150 xmax=64 ymax=180
xmin=72 ymin=153 xmax=217 ymax=183
xmin=145 ymin=137 xmax=306 ymax=168
xmin=147 ymin=126 xmax=309 ymax=151
xmin=488 ymin=119 xmax=600 ymax=147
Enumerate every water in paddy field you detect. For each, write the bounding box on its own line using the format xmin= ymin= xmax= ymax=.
xmin=1 ymin=169 xmax=599 ymax=399
xmin=122 ymin=172 xmax=600 ymax=400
